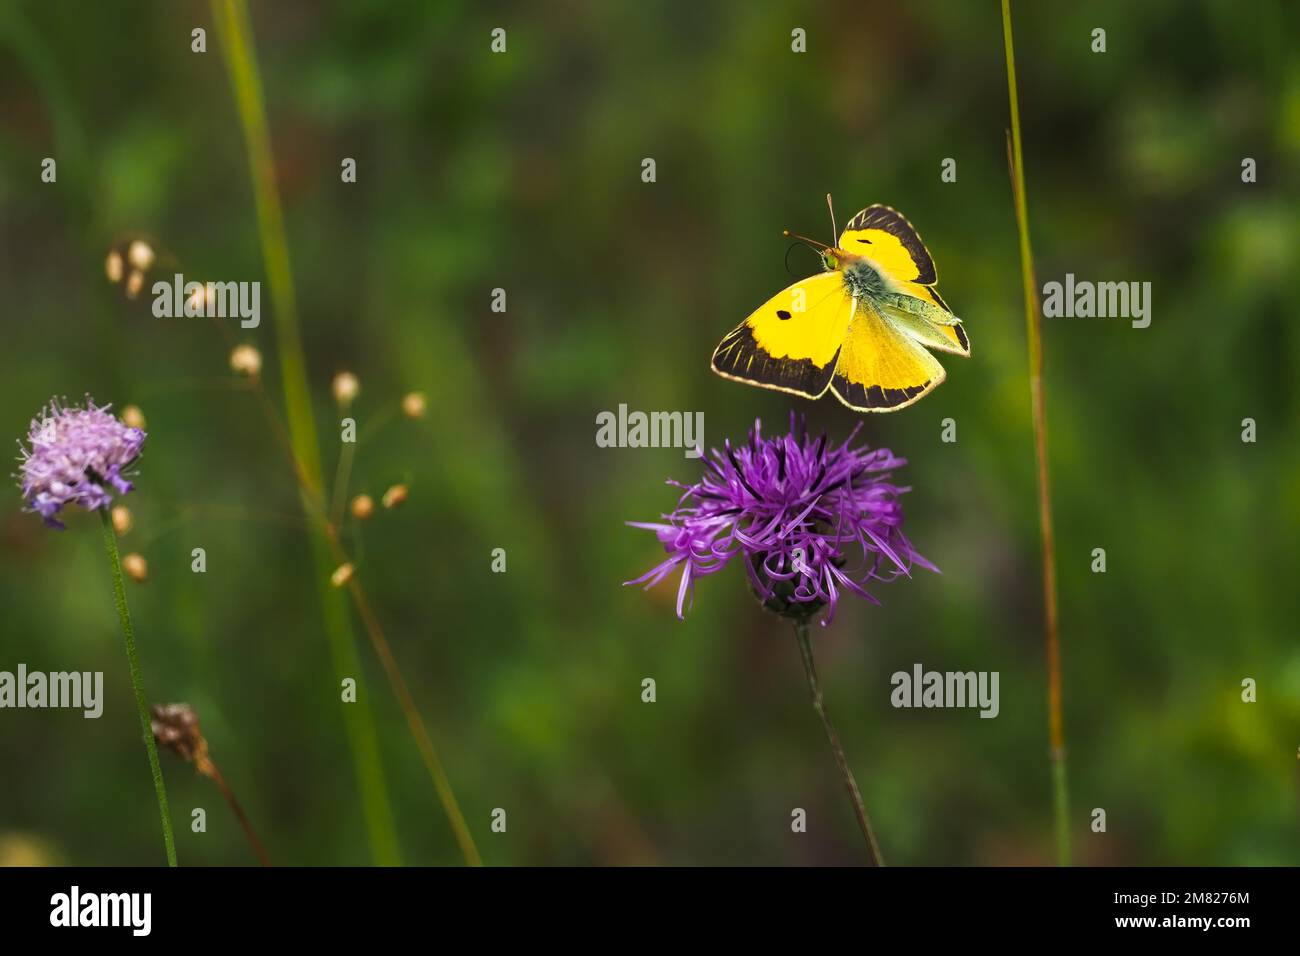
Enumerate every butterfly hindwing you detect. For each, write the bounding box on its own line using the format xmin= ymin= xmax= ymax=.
xmin=830 ymin=299 xmax=945 ymax=412
xmin=839 ymin=204 xmax=937 ymax=285
xmin=711 ymin=271 xmax=852 ymax=400
xmin=889 ymin=282 xmax=970 ymax=356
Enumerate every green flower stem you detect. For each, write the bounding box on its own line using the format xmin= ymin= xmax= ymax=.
xmin=340 ymin=568 xmax=482 ymax=867
xmin=210 ymin=0 xmax=401 ymax=866
xmin=794 ymin=620 xmax=884 ymax=866
xmin=1002 ymin=0 xmax=1071 ymax=866
xmin=211 ymin=0 xmax=482 ymax=867
xmin=100 ymin=509 xmax=177 ymax=867
xmin=328 ymin=427 xmax=357 ymax=531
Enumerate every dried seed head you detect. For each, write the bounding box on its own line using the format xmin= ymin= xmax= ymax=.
xmin=125 ymin=270 xmax=145 ymax=300
xmin=127 ymin=239 xmax=155 ymax=272
xmin=151 ymin=703 xmax=213 ymax=775
xmin=230 ymin=344 xmax=263 ymax=377
xmin=330 ymin=562 xmax=354 ymax=588
xmin=111 ymin=505 xmax=133 ymax=536
xmin=331 ymin=371 xmax=360 ymax=405
xmin=382 ymin=484 xmax=408 ymax=509
xmin=350 ymin=494 xmax=375 ymax=520
xmin=122 ymin=553 xmax=148 ymax=582
xmin=401 ymin=391 xmax=427 ymax=419
xmin=120 ymin=405 xmax=147 ymax=430
xmin=105 ymin=250 xmax=124 ymax=284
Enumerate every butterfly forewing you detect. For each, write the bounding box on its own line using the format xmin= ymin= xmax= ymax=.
xmin=710 ymin=271 xmax=852 ymax=400
xmin=838 ymin=204 xmax=938 ymax=285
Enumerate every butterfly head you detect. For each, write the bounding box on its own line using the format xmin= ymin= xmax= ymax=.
xmin=783 ymin=229 xmax=855 ymax=273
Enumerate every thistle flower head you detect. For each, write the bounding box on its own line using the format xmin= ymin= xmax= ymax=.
xmin=625 ymin=413 xmax=935 ymax=624
xmin=16 ymin=397 xmax=147 ymax=529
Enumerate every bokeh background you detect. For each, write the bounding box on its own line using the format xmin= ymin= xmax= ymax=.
xmin=1 ymin=0 xmax=1297 ymax=866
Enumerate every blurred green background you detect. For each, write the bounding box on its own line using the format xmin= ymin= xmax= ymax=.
xmin=1 ymin=0 xmax=1297 ymax=866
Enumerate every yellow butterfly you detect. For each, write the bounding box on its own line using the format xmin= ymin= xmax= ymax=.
xmin=711 ymin=197 xmax=969 ymax=412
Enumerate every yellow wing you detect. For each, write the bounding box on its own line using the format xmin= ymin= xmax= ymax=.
xmin=840 ymin=204 xmax=970 ymax=356
xmin=838 ymin=204 xmax=937 ymax=284
xmin=711 ymin=271 xmax=852 ymax=400
xmin=830 ymin=299 xmax=946 ymax=412
xmin=888 ymin=283 xmax=971 ymax=355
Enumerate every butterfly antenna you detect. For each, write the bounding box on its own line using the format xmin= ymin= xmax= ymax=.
xmin=782 ymin=229 xmax=831 ymax=252
xmin=826 ymin=193 xmax=837 ymax=242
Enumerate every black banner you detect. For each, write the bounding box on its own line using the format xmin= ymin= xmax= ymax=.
xmin=0 ymin=865 xmax=1279 ymax=941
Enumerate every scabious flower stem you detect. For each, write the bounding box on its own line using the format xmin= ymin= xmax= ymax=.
xmin=100 ymin=509 xmax=177 ymax=867
xmin=1002 ymin=0 xmax=1071 ymax=866
xmin=794 ymin=620 xmax=884 ymax=866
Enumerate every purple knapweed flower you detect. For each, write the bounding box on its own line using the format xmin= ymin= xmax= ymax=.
xmin=16 ymin=397 xmax=146 ymax=529
xmin=625 ymin=413 xmax=935 ymax=624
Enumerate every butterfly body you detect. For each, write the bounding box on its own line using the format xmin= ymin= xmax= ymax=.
xmin=711 ymin=202 xmax=969 ymax=412
xmin=839 ymin=255 xmax=892 ymax=300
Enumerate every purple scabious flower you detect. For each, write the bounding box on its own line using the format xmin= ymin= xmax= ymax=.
xmin=16 ymin=397 xmax=146 ymax=529
xmin=626 ymin=413 xmax=935 ymax=624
